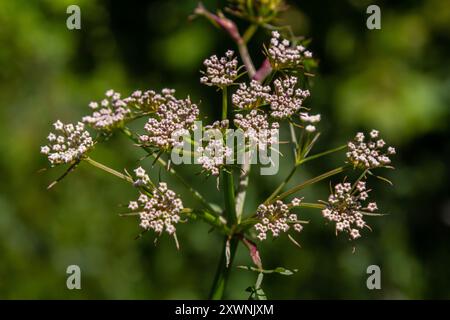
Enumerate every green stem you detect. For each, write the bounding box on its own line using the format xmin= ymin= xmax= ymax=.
xmin=272 ymin=166 xmax=347 ymax=203
xmin=222 ymin=172 xmax=237 ymax=225
xmin=221 ymin=87 xmax=228 ymax=120
xmin=299 ymin=202 xmax=326 ymax=210
xmin=210 ymin=87 xmax=238 ymax=300
xmin=289 ymin=122 xmax=299 ymax=162
xmin=264 ymin=145 xmax=348 ymax=204
xmin=298 ymin=145 xmax=347 ymax=165
xmin=184 ymin=209 xmax=231 ymax=235
xmin=220 ymin=87 xmax=237 ymax=225
xmin=85 ymin=157 xmax=133 ymax=183
xmin=209 ymin=237 xmax=238 ymax=299
xmin=264 ymin=165 xmax=298 ymax=204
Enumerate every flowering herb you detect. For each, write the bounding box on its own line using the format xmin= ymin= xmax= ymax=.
xmin=41 ymin=1 xmax=395 ymax=300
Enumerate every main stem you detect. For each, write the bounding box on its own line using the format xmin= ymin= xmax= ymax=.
xmin=209 ymin=87 xmax=238 ymax=300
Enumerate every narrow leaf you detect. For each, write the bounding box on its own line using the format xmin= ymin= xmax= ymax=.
xmin=288 ymin=234 xmax=302 ymax=249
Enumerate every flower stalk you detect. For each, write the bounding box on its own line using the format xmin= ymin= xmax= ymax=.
xmin=40 ymin=2 xmax=395 ymax=299
xmin=210 ymin=86 xmax=238 ymax=300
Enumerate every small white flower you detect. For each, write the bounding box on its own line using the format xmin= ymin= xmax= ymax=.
xmin=291 ymin=198 xmax=301 ymax=206
xmin=128 ymin=201 xmax=139 ymax=210
xmin=40 ymin=146 xmax=50 ymax=155
xmin=304 ymin=51 xmax=313 ymax=58
xmin=322 ymin=208 xmax=332 ymax=218
xmin=377 ymin=139 xmax=386 ymax=148
xmin=134 ymin=167 xmax=146 ymax=178
xmin=138 ymin=194 xmax=148 ymax=203
xmin=257 ymin=232 xmax=267 ymax=241
xmin=53 ymin=120 xmax=64 ymax=130
xmin=47 ymin=133 xmax=56 ymax=141
xmin=370 ymin=129 xmax=379 ymax=138
xmin=366 ymin=202 xmax=378 ymax=212
xmin=294 ymin=224 xmax=303 ymax=232
xmin=387 ymin=147 xmax=396 ymax=155
xmin=350 ymin=229 xmax=361 ymax=239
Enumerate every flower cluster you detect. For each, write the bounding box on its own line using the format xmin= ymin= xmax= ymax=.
xmin=234 ymin=110 xmax=279 ymax=151
xmin=200 ymin=50 xmax=239 ymax=88
xmin=140 ymin=96 xmax=199 ymax=149
xmin=232 ymin=80 xmax=271 ymax=110
xmin=128 ymin=167 xmax=183 ymax=236
xmin=41 ymin=121 xmax=94 ymax=165
xmin=254 ymin=198 xmax=303 ymax=241
xmin=269 ymin=76 xmax=310 ymax=119
xmin=227 ymin=0 xmax=284 ymax=23
xmin=299 ymin=112 xmax=321 ymax=133
xmin=266 ymin=31 xmax=312 ymax=70
xmin=82 ymin=89 xmax=130 ymax=131
xmin=123 ymin=88 xmax=176 ymax=113
xmin=197 ymin=121 xmax=232 ymax=176
xmin=346 ymin=130 xmax=395 ymax=169
xmin=321 ymin=180 xmax=377 ymax=240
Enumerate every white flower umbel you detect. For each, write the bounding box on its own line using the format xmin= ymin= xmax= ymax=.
xmin=123 ymin=88 xmax=177 ymax=113
xmin=254 ymin=199 xmax=304 ymax=241
xmin=269 ymin=76 xmax=310 ymax=119
xmin=232 ymin=80 xmax=271 ymax=110
xmin=200 ymin=50 xmax=239 ymax=88
xmin=346 ymin=130 xmax=395 ymax=169
xmin=129 ymin=167 xmax=183 ymax=237
xmin=234 ymin=110 xmax=279 ymax=152
xmin=322 ymin=180 xmax=377 ymax=240
xmin=83 ymin=89 xmax=131 ymax=131
xmin=41 ymin=121 xmax=94 ymax=165
xmin=266 ymin=31 xmax=313 ymax=70
xmin=197 ymin=121 xmax=232 ymax=176
xmin=140 ymin=95 xmax=199 ymax=150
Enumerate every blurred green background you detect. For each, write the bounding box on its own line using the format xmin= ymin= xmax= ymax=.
xmin=0 ymin=0 xmax=449 ymax=299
